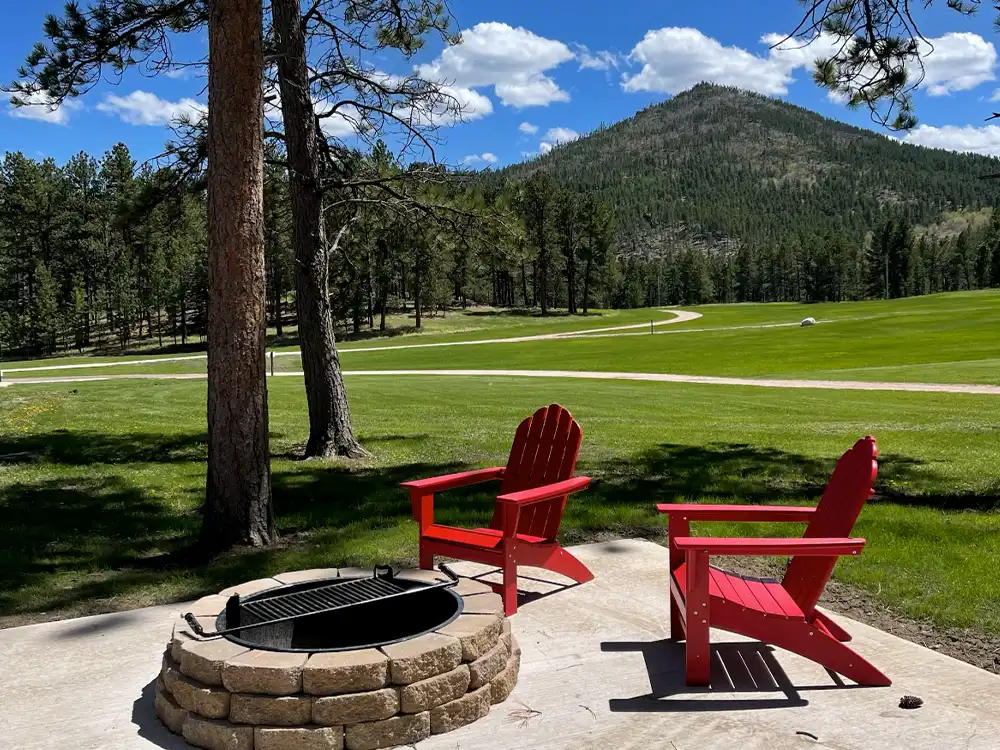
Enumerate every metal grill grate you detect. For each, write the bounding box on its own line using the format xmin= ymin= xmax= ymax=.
xmin=183 ymin=565 xmax=458 ymax=639
xmin=242 ymin=576 xmax=405 ymax=624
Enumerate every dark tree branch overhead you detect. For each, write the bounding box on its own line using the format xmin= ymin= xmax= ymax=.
xmin=783 ymin=0 xmax=1000 ymax=130
xmin=5 ymin=0 xmax=206 ymax=107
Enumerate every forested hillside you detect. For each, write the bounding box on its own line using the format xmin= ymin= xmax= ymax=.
xmin=491 ymin=83 xmax=1000 ymax=250
xmin=4 ymin=84 xmax=1000 ymax=360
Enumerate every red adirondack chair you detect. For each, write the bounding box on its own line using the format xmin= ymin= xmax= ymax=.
xmin=657 ymin=436 xmax=890 ymax=687
xmin=401 ymin=404 xmax=593 ymax=616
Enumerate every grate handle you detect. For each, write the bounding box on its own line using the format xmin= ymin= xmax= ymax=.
xmin=183 ymin=565 xmax=459 ymax=639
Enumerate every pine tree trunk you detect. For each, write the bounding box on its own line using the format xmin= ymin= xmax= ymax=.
xmin=414 ymin=259 xmax=422 ymax=330
xmin=273 ymin=0 xmax=368 ymax=459
xmin=366 ymin=265 xmax=374 ymax=329
xmin=180 ymin=295 xmax=187 ymax=345
xmin=582 ymin=258 xmax=592 ymax=314
xmin=567 ymin=253 xmax=576 ymax=313
xmin=202 ymin=0 xmax=274 ymax=549
xmin=538 ymin=249 xmax=548 ymax=315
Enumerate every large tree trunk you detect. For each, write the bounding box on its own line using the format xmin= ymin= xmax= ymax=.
xmin=202 ymin=0 xmax=274 ymax=548
xmin=273 ymin=0 xmax=368 ymax=459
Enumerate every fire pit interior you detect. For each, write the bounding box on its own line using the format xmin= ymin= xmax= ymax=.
xmin=212 ymin=568 xmax=463 ymax=652
xmin=156 ymin=566 xmax=520 ymax=750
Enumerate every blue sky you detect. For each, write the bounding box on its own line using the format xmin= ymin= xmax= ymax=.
xmin=4 ymin=0 xmax=1000 ymax=168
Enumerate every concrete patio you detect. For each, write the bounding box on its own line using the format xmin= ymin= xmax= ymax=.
xmin=1 ymin=538 xmax=998 ymax=750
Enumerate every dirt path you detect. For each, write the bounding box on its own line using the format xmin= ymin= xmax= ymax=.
xmin=0 ymin=309 xmax=702 ymax=376
xmin=5 ymin=367 xmax=998 ymax=395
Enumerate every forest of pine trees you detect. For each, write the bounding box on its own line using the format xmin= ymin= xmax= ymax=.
xmin=0 ymin=143 xmax=620 ymax=357
xmin=0 ymin=145 xmax=208 ymax=356
xmin=3 ymin=133 xmax=1000 ymax=358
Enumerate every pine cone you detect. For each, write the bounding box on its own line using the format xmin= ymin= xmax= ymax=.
xmin=898 ymin=695 xmax=923 ymax=709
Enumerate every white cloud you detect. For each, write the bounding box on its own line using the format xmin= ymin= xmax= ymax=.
xmin=575 ymin=44 xmax=619 ymax=71
xmin=305 ymin=76 xmax=493 ymax=139
xmin=440 ymin=85 xmax=494 ymax=123
xmin=6 ymin=89 xmax=82 ymax=125
xmin=539 ymin=126 xmax=580 ymax=154
xmin=97 ymin=90 xmax=204 ymax=126
xmin=393 ymin=84 xmax=494 ymax=129
xmin=761 ymin=32 xmax=844 ymax=73
xmin=418 ymin=22 xmax=573 ymax=108
xmin=901 ymin=123 xmax=1000 ymax=156
xmin=623 ymin=27 xmax=798 ymax=96
xmin=919 ymin=32 xmax=996 ymax=96
xmin=313 ymin=100 xmax=363 ymax=137
xmin=495 ymin=76 xmax=569 ymax=108
xmin=462 ymin=152 xmax=499 ymax=166
xmin=519 ymin=121 xmax=538 ymax=134
xmin=623 ymin=27 xmax=996 ymax=100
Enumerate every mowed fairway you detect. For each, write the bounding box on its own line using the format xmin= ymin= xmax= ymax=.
xmin=0 ymin=290 xmax=997 ymax=645
xmin=329 ymin=291 xmax=1000 ymax=385
xmin=5 ymin=290 xmax=998 ymax=385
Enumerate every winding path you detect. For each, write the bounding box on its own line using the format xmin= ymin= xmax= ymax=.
xmin=3 ymin=368 xmax=997 ymax=395
xmin=2 ymin=308 xmax=995 ymax=395
xmin=0 ymin=309 xmax=703 ymax=376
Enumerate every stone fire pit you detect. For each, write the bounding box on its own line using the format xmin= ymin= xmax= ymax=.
xmin=155 ymin=568 xmax=520 ymax=750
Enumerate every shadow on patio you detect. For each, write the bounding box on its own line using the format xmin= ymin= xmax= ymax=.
xmin=601 ymin=639 xmax=871 ymax=712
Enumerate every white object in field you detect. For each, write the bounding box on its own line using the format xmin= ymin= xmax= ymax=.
xmin=801 ymin=317 xmax=816 ymax=327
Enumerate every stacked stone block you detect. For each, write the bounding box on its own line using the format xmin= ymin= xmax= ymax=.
xmin=155 ymin=570 xmax=520 ymax=750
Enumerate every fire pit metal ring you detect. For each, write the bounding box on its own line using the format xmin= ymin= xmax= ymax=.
xmin=155 ymin=567 xmax=520 ymax=750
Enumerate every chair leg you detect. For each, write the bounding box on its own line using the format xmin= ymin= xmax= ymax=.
xmin=419 ymin=543 xmax=434 ymax=571
xmin=776 ymin=624 xmax=891 ymax=687
xmin=541 ymin=546 xmax=595 ymax=584
xmin=670 ymin=592 xmax=684 ymax=641
xmin=685 ymin=551 xmax=711 ymax=685
xmin=685 ymin=610 xmax=710 ymax=686
xmin=500 ymin=555 xmax=518 ymax=616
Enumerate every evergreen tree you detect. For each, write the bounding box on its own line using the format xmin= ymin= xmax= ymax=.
xmin=522 ymin=171 xmax=556 ymax=315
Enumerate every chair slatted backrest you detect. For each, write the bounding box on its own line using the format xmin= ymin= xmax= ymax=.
xmin=491 ymin=404 xmax=583 ymax=540
xmin=781 ymin=436 xmax=878 ymax=617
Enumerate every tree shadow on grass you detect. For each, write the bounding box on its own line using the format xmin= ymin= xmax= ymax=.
xmin=0 ymin=429 xmax=483 ymax=621
xmin=0 ymin=435 xmax=994 ymax=622
xmin=463 ymin=308 xmax=601 ymax=318
xmin=579 ymin=442 xmax=999 ymax=521
xmin=0 ymin=429 xmax=208 ymax=465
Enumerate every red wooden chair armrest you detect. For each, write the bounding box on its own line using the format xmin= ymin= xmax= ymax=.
xmin=672 ymin=536 xmax=867 ymax=556
xmin=497 ymin=476 xmax=591 ymax=506
xmin=401 ymin=467 xmax=505 ymax=493
xmin=656 ymin=503 xmax=816 ymax=522
xmin=404 ymin=467 xmax=505 ymax=529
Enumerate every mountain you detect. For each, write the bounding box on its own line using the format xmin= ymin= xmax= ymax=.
xmin=490 ymin=83 xmax=1000 ymax=252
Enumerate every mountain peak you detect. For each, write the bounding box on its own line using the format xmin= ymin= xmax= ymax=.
xmin=493 ymin=86 xmax=1000 ymax=250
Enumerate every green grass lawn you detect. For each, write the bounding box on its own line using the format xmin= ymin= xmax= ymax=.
xmin=335 ymin=292 xmax=1000 ymax=384
xmin=7 ymin=291 xmax=998 ymax=385
xmin=1 ymin=375 xmax=997 ymax=635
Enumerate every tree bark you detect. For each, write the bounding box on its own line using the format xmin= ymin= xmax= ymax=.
xmin=202 ymin=0 xmax=274 ymax=549
xmin=414 ymin=258 xmax=422 ymax=329
xmin=272 ymin=0 xmax=368 ymax=458
xmin=567 ymin=253 xmax=576 ymax=314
